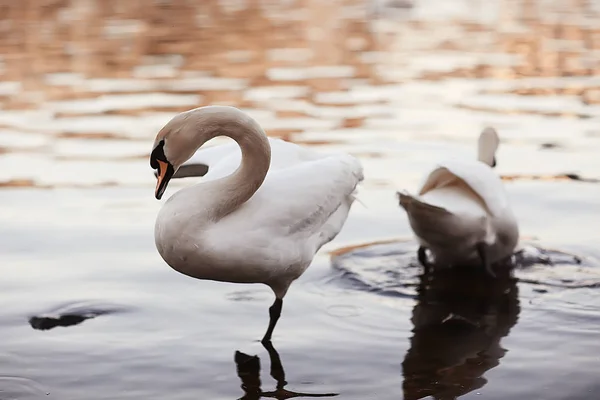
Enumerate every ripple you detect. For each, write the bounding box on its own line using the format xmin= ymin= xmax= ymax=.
xmin=325 ymin=304 xmax=364 ymax=318
xmin=47 ymin=93 xmax=201 ymax=115
xmin=0 ymin=376 xmax=49 ymax=399
xmin=226 ymin=290 xmax=271 ymax=302
xmin=330 ymin=240 xmax=600 ymax=297
xmin=329 ymin=239 xmax=426 ymax=299
xmin=514 ymin=245 xmax=600 ymax=290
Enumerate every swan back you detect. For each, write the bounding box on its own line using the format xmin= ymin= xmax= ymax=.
xmin=419 ymin=159 xmax=509 ymax=217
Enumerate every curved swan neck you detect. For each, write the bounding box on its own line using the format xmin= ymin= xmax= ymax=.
xmin=209 ymin=119 xmax=271 ymax=219
xmin=157 ymin=107 xmax=271 ymax=219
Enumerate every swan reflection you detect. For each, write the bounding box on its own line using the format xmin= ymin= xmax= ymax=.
xmin=402 ymin=266 xmax=520 ymax=399
xmin=235 ymin=341 xmax=338 ymax=400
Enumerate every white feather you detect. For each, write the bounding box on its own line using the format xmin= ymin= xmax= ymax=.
xmin=153 ymin=107 xmax=364 ymax=300
xmin=397 ymin=127 xmax=519 ymax=267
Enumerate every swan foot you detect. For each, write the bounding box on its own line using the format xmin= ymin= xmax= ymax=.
xmin=476 ymin=242 xmax=496 ymax=278
xmin=261 ymin=298 xmax=283 ymax=344
xmin=417 ymin=246 xmax=431 ymax=273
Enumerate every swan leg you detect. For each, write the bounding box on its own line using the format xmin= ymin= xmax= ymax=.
xmin=262 ymin=298 xmax=283 ymax=343
xmin=417 ymin=246 xmax=431 ymax=273
xmin=476 ymin=242 xmax=496 ymax=278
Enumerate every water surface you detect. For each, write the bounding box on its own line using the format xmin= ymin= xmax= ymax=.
xmin=1 ymin=0 xmax=600 ymax=399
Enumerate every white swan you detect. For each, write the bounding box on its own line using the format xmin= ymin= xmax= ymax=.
xmin=150 ymin=105 xmax=364 ymax=342
xmin=397 ymin=127 xmax=519 ymax=276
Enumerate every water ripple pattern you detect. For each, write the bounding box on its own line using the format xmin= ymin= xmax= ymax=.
xmin=330 ymin=239 xmax=600 ymax=297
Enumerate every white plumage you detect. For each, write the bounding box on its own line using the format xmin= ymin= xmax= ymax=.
xmin=150 ymin=106 xmax=363 ymax=342
xmin=397 ymin=127 xmax=519 ymax=276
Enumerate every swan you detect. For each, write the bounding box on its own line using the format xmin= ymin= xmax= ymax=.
xmin=150 ymin=105 xmax=364 ymax=342
xmin=397 ymin=127 xmax=519 ymax=277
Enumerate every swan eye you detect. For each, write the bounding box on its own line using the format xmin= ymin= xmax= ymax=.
xmin=151 ymin=140 xmax=167 ymax=169
xmin=491 ymin=157 xmax=497 ymax=168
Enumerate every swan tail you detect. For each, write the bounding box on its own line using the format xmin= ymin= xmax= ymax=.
xmin=396 ymin=191 xmax=450 ymax=217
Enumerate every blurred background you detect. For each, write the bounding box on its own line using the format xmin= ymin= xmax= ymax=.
xmin=1 ymin=1 xmax=600 ymax=400
xmin=0 ymin=0 xmax=599 ymax=188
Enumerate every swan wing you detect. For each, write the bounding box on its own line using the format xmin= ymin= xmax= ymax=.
xmin=419 ymin=158 xmax=510 ymax=216
xmin=213 ymin=153 xmax=364 ymax=252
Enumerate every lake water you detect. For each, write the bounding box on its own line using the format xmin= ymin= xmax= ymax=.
xmin=1 ymin=0 xmax=600 ymax=399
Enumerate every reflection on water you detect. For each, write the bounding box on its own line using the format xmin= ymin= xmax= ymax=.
xmin=235 ymin=342 xmax=338 ymax=400
xmin=402 ymin=267 xmax=519 ymax=400
xmin=330 ymin=237 xmax=600 ymax=399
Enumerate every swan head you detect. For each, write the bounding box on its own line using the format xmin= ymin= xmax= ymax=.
xmin=150 ymin=137 xmax=175 ymax=200
xmin=478 ymin=127 xmax=500 ymax=168
xmin=151 ymin=109 xmax=213 ymax=199
xmin=151 ymin=105 xmax=264 ymax=199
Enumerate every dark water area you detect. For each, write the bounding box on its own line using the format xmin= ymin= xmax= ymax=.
xmin=333 ymin=240 xmax=600 ymax=400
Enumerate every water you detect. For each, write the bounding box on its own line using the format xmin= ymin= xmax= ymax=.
xmin=1 ymin=0 xmax=600 ymax=399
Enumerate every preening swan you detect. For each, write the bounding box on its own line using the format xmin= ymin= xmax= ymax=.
xmin=150 ymin=106 xmax=364 ymax=342
xmin=397 ymin=127 xmax=519 ymax=277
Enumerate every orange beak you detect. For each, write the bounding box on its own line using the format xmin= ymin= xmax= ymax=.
xmin=155 ymin=159 xmax=173 ymax=200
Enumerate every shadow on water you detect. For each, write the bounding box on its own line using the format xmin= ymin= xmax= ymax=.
xmin=28 ymin=301 xmax=128 ymax=331
xmin=235 ymin=341 xmax=338 ymax=400
xmin=402 ymin=267 xmax=519 ymax=400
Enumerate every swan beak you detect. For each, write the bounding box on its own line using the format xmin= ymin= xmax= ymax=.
xmin=155 ymin=159 xmax=174 ymax=200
